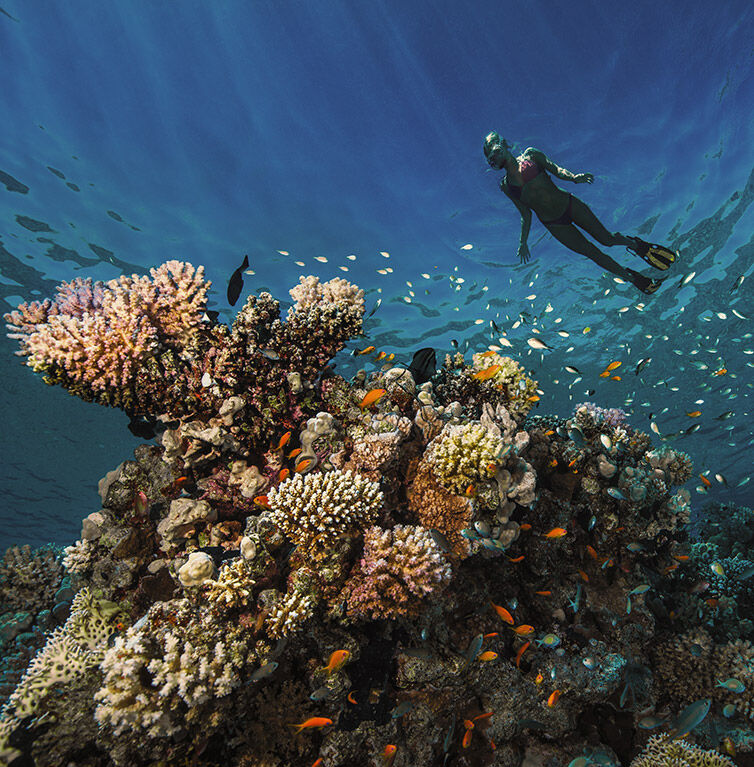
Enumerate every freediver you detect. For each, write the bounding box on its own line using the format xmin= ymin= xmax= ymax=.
xmin=483 ymin=131 xmax=676 ymax=294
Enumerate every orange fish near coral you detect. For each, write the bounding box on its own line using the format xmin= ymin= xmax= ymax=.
xmin=382 ymin=744 xmax=397 ymax=767
xmin=356 ymin=345 xmax=375 ymax=355
xmin=519 ymin=523 xmax=532 ymax=531
xmin=516 ymin=641 xmax=531 ymax=668
xmin=512 ymin=625 xmax=535 ymax=636
xmin=605 ymin=361 xmax=622 ymax=372
xmin=312 ymin=760 xmax=324 ymax=767
xmin=288 ymin=447 xmax=302 ymax=459
xmin=320 ymin=650 xmax=350 ymax=675
xmin=278 ymin=468 xmax=290 ymax=482
xmin=507 ymin=555 xmax=525 ymax=563
xmin=534 ymin=590 xmax=552 ymax=596
xmin=699 ymin=474 xmax=711 ymax=487
xmin=359 ymin=388 xmax=386 ymax=409
xmin=347 ymin=691 xmax=357 ymax=705
xmin=295 ymin=458 xmax=314 ymax=474
xmin=462 ymin=728 xmax=473 ymax=748
xmin=477 ymin=651 xmax=498 ymax=662
xmin=547 ymin=690 xmax=561 ymax=707
xmin=543 ymin=527 xmax=567 ymax=539
xmin=253 ymin=495 xmax=270 ymax=509
xmin=713 ymin=368 xmax=727 ymax=376
xmin=527 ymin=395 xmax=540 ymax=402
xmin=490 ymin=601 xmax=514 ymax=624
xmin=273 ymin=431 xmax=292 ymax=451
xmin=289 ymin=717 xmax=333 ymax=733
xmin=472 ymin=364 xmax=501 ymax=381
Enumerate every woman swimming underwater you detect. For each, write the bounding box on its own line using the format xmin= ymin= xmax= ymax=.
xmin=484 ymin=131 xmax=675 ymax=294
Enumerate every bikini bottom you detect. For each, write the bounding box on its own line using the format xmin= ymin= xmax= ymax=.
xmin=540 ymin=194 xmax=573 ymax=226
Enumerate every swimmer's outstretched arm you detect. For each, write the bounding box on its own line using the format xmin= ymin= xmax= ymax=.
xmin=529 ymin=148 xmax=594 ymax=184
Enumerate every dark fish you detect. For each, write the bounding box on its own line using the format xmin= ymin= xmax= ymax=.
xmin=731 ymin=275 xmax=745 ymax=292
xmin=227 ymin=254 xmax=249 ymax=306
xmin=587 ymin=389 xmax=596 ymax=396
xmin=428 ymin=528 xmax=451 ymax=553
xmin=635 ymin=358 xmax=651 ymax=375
xmin=367 ymin=298 xmax=382 ymax=318
xmin=451 ymin=339 xmax=459 ymax=349
xmin=127 ymin=415 xmax=157 ymax=440
xmin=408 ymin=348 xmax=436 ymax=385
xmin=715 ymin=411 xmax=734 ymax=420
xmin=685 ymin=423 xmax=701 ymax=434
xmin=667 ymin=698 xmax=711 ymax=740
xmin=202 ymin=309 xmax=220 ymax=324
xmin=491 ymin=319 xmax=501 ymax=333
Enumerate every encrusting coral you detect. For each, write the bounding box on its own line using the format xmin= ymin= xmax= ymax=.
xmin=2 ymin=260 xmax=742 ymax=767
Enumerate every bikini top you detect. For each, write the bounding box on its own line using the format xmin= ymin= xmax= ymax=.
xmin=504 ymin=157 xmax=543 ymax=199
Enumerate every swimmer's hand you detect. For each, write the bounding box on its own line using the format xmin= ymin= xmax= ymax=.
xmin=517 ymin=244 xmax=531 ymax=264
xmin=575 ymin=173 xmax=594 ymax=184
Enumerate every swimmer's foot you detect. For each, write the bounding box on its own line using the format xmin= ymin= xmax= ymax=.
xmin=626 ymin=269 xmax=666 ymax=295
xmin=626 ymin=237 xmax=677 ymax=271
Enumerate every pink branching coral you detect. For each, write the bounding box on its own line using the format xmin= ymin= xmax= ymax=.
xmin=343 ymin=525 xmax=452 ymax=620
xmin=4 ymin=261 xmax=208 ymax=395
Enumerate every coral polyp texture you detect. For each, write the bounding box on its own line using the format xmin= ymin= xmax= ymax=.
xmin=1 ymin=260 xmax=748 ymax=767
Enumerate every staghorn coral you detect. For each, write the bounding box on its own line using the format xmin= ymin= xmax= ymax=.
xmin=344 ymin=525 xmax=452 ymax=620
xmin=629 ymin=734 xmax=735 ymax=766
xmin=267 ymin=469 xmax=383 ymax=561
xmin=94 ymin=595 xmax=255 ymax=738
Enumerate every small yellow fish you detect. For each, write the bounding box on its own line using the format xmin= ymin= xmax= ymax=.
xmin=512 ymin=624 xmax=535 ymax=636
xmin=356 ymin=345 xmax=375 ymax=355
xmin=686 ymin=410 xmax=702 ymax=417
xmin=543 ymin=527 xmax=567 ymax=539
xmin=472 ymin=364 xmax=501 ymax=381
xmin=527 ymin=395 xmax=540 ymax=401
xmin=375 ymin=351 xmax=387 ymax=361
xmin=599 ymin=370 xmax=611 ymax=378
xmin=535 ymin=672 xmax=544 ymax=684
xmin=582 ymin=326 xmax=591 ymax=334
xmin=611 ymin=375 xmax=621 ymax=381
xmin=605 ymin=361 xmax=622 ymax=372
xmin=477 ymin=650 xmax=498 ymax=662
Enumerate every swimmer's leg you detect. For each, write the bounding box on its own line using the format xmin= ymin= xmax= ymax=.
xmin=546 ymin=223 xmax=634 ymax=281
xmin=570 ymin=196 xmax=635 ymax=247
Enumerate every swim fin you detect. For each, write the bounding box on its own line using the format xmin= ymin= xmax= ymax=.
xmin=627 ymin=238 xmax=677 ymax=271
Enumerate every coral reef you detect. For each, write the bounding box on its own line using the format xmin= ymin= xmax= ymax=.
xmin=1 ymin=261 xmax=748 ymax=767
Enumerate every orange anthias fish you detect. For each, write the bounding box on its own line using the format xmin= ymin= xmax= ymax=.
xmin=382 ymin=744 xmax=397 ymax=767
xmin=599 ymin=370 xmax=611 ymax=378
xmin=611 ymin=375 xmax=621 ymax=381
xmin=288 ymin=447 xmax=302 ymax=459
xmin=289 ymin=717 xmax=333 ymax=733
xmin=253 ymin=495 xmax=270 ymax=508
xmin=359 ymin=388 xmax=387 ymax=409
xmin=586 ymin=545 xmax=600 ymax=560
xmin=534 ymin=590 xmax=551 ymax=596
xmin=713 ymin=367 xmax=727 ymax=376
xmin=295 ymin=458 xmax=314 ymax=474
xmin=278 ymin=468 xmax=290 ymax=482
xmin=356 ymin=345 xmax=375 ymax=355
xmin=512 ymin=624 xmax=535 ymax=636
xmin=686 ymin=410 xmax=702 ymax=418
xmin=472 ymin=364 xmax=501 ymax=381
xmin=699 ymin=474 xmax=711 ymax=487
xmin=605 ymin=361 xmax=622 ymax=372
xmin=347 ymin=691 xmax=357 ymax=704
xmin=273 ymin=431 xmax=292 ymax=451
xmin=312 ymin=760 xmax=324 ymax=767
xmin=527 ymin=395 xmax=540 ymax=402
xmin=491 ymin=601 xmax=514 ymax=624
xmin=320 ymin=650 xmax=350 ymax=674
xmin=547 ymin=690 xmax=561 ymax=707
xmin=507 ymin=554 xmax=525 ymax=563
xmin=462 ymin=728 xmax=473 ymax=748
xmin=516 ymin=641 xmax=531 ymax=668
xmin=477 ymin=651 xmax=498 ymax=662
xmin=519 ymin=523 xmax=532 ymax=531
xmin=543 ymin=527 xmax=567 ymax=539
xmin=473 ymin=712 xmax=493 ymax=722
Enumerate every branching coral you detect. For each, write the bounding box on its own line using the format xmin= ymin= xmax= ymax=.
xmin=343 ymin=525 xmax=452 ymax=620
xmin=267 ymin=469 xmax=383 ymax=561
xmin=629 ymin=734 xmax=735 ymax=766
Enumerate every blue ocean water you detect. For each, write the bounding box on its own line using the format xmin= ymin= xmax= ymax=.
xmin=0 ymin=0 xmax=752 ymax=550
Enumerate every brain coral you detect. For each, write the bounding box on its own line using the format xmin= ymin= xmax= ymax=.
xmin=267 ymin=470 xmax=383 ymax=561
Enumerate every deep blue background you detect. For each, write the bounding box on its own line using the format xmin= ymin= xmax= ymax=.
xmin=1 ymin=0 xmax=752 ymax=548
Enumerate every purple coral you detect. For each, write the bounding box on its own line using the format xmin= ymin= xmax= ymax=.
xmin=344 ymin=525 xmax=452 ymax=620
xmin=575 ymin=402 xmax=631 ymax=430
